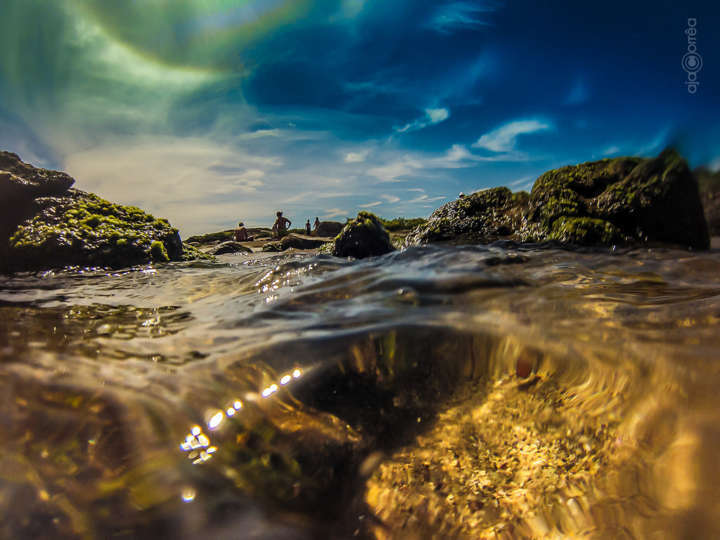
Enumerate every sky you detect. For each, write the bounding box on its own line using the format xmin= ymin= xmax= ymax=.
xmin=1 ymin=0 xmax=719 ymax=235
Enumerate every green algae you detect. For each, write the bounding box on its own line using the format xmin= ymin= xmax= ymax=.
xmin=332 ymin=211 xmax=395 ymax=258
xmin=7 ymin=190 xmax=184 ymax=270
xmin=406 ymin=149 xmax=708 ymax=249
xmin=548 ymin=217 xmax=622 ymax=245
xmin=149 ymin=240 xmax=169 ymax=262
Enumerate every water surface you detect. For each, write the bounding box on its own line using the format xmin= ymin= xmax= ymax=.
xmin=1 ymin=244 xmax=720 ymax=538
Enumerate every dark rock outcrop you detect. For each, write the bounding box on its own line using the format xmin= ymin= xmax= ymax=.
xmin=1 ymin=151 xmax=193 ymax=272
xmin=527 ymin=149 xmax=709 ymax=248
xmin=332 ymin=212 xmax=395 ymax=258
xmin=406 ymin=149 xmax=710 ymax=250
xmin=404 ymin=187 xmax=528 ymax=246
xmin=696 ymin=166 xmax=720 ymax=236
xmin=261 ymin=233 xmax=330 ymax=253
xmin=210 ymin=241 xmax=253 ymax=255
xmin=315 ymin=221 xmax=344 ymax=237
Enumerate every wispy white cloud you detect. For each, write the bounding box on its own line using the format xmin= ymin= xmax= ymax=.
xmin=601 ymin=145 xmax=621 ymax=156
xmin=380 ymin=194 xmax=400 ymax=203
xmin=408 ymin=193 xmax=446 ymax=204
xmin=344 ymin=149 xmax=370 ymax=163
xmin=367 ymin=156 xmax=423 ymax=182
xmin=359 ymin=201 xmax=382 ymax=208
xmin=427 ymin=2 xmax=495 ymax=34
xmin=509 ymin=175 xmax=534 ymax=187
xmin=396 ymin=107 xmax=450 ymax=133
xmin=472 ymin=119 xmax=553 ymax=153
xmin=323 ymin=208 xmax=349 ymax=219
xmin=63 ymin=136 xmax=285 ymax=235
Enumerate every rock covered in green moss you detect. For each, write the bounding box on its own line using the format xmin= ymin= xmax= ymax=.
xmin=404 ymin=187 xmax=529 ymax=247
xmin=527 ymin=149 xmax=709 ymax=248
xmin=1 ymin=151 xmax=77 ymax=264
xmin=405 ymin=149 xmax=709 ymax=249
xmin=332 ymin=211 xmax=395 ymax=258
xmin=0 ymin=151 xmax=199 ymax=272
xmin=7 ymin=189 xmax=184 ymax=271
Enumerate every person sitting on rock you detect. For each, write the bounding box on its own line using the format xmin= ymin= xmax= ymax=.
xmin=305 ymin=219 xmax=311 ymax=235
xmin=272 ymin=211 xmax=291 ymax=238
xmin=234 ymin=222 xmax=252 ymax=242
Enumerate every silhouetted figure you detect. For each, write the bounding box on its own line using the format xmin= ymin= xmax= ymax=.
xmin=305 ymin=219 xmax=311 ymax=235
xmin=272 ymin=211 xmax=292 ymax=238
xmin=314 ymin=217 xmax=320 ymax=231
xmin=234 ymin=222 xmax=252 ymax=242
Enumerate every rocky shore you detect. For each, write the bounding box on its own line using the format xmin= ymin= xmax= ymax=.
xmin=1 ymin=148 xmax=714 ymax=273
xmin=0 ymin=151 xmax=207 ymax=273
xmin=405 ymin=149 xmax=710 ymax=250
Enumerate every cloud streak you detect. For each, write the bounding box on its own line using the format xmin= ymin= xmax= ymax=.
xmin=473 ymin=120 xmax=553 ymax=153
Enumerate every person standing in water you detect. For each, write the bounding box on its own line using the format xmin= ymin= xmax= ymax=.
xmin=272 ymin=211 xmax=292 ymax=238
xmin=305 ymin=219 xmax=311 ymax=235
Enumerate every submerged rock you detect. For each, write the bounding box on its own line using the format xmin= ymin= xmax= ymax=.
xmin=1 ymin=151 xmax=195 ymax=272
xmin=405 ymin=149 xmax=710 ymax=249
xmin=211 ymin=241 xmax=253 ymax=255
xmin=260 ymin=234 xmax=329 ymax=253
xmin=404 ymin=187 xmax=528 ymax=247
xmin=331 ymin=211 xmax=395 ymax=258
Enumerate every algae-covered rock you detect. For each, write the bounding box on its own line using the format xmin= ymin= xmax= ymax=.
xmin=405 ymin=149 xmax=709 ymax=249
xmin=331 ymin=211 xmax=395 ymax=258
xmin=528 ymin=149 xmax=709 ymax=248
xmin=7 ymin=190 xmax=183 ymax=271
xmin=211 ymin=241 xmax=253 ymax=255
xmin=1 ymin=152 xmax=77 ymax=265
xmin=404 ymin=187 xmax=529 ymax=247
xmin=0 ymin=151 xmax=197 ymax=272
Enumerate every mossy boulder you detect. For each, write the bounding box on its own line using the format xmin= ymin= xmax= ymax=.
xmin=527 ymin=149 xmax=709 ymax=248
xmin=1 ymin=151 xmax=197 ymax=272
xmin=7 ymin=190 xmax=184 ymax=271
xmin=404 ymin=187 xmax=529 ymax=247
xmin=331 ymin=211 xmax=395 ymax=258
xmin=405 ymin=149 xmax=709 ymax=249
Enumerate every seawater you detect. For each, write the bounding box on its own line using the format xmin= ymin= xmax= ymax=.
xmin=1 ymin=243 xmax=719 ymax=539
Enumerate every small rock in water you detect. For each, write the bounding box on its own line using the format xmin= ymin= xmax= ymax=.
xmin=332 ymin=211 xmax=395 ymax=259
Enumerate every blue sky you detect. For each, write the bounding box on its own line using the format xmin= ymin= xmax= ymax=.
xmin=1 ymin=0 xmax=719 ymax=234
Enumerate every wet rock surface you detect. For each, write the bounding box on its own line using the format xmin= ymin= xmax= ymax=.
xmin=210 ymin=241 xmax=253 ymax=255
xmin=696 ymin=166 xmax=720 ymax=236
xmin=1 ymin=152 xmax=194 ymax=272
xmin=406 ymin=149 xmax=710 ymax=249
xmin=332 ymin=212 xmax=395 ymax=259
xmin=404 ymin=187 xmax=528 ymax=247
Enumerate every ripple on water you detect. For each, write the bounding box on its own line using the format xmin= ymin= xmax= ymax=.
xmin=0 ymin=245 xmax=719 ymax=537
